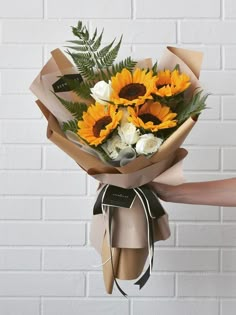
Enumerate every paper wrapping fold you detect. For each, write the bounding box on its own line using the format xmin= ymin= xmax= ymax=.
xmin=30 ymin=45 xmax=203 ymax=295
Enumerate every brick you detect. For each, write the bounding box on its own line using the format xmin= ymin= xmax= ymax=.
xmin=200 ymin=70 xmax=236 ymax=94
xmin=167 ymin=203 xmax=220 ymax=221
xmin=222 ymin=207 xmax=236 ymax=221
xmin=178 ymin=274 xmax=236 ymax=297
xmin=42 ymin=299 xmax=129 ymax=315
xmin=224 ymin=0 xmax=236 ymax=18
xmin=43 ymin=146 xmax=78 ymax=170
xmin=0 ymin=299 xmax=40 ymax=315
xmin=0 ymin=171 xmax=86 ymax=195
xmin=0 ymin=272 xmax=84 ymax=296
xmin=0 ymin=145 xmax=42 ymax=169
xmin=90 ymin=20 xmax=176 ymax=44
xmin=222 ymin=96 xmax=236 ymax=120
xmin=132 ymin=44 xmax=165 ymax=62
xmin=47 ymin=0 xmax=131 ymax=18
xmin=224 ymin=46 xmax=236 ymax=69
xmin=222 ymin=148 xmax=236 ymax=170
xmin=0 ymin=0 xmax=43 ymax=18
xmin=0 ymin=222 xmax=85 ymax=245
xmin=88 ymin=175 xmax=99 ymax=196
xmin=43 ymin=197 xmax=94 ymax=220
xmin=0 ymin=198 xmax=41 ymax=219
xmin=180 ymin=21 xmax=236 ymax=44
xmin=185 ymin=122 xmax=236 ymax=145
xmin=222 ymin=249 xmax=236 ymax=271
xmin=88 ymin=272 xmax=174 ymax=297
xmin=133 ymin=300 xmax=218 ymax=315
xmin=2 ymin=120 xmax=49 ymax=144
xmin=0 ymin=45 xmax=43 ymax=68
xmin=132 ymin=44 xmax=220 ymax=69
xmin=178 ymin=224 xmax=236 ymax=246
xmin=183 ymin=148 xmax=220 ymax=171
xmin=43 ymin=248 xmax=101 ymax=270
xmin=0 ymin=249 xmax=41 ymax=270
xmin=0 ymin=95 xmax=42 ymax=119
xmin=153 ymin=248 xmax=219 ymax=271
xmin=135 ymin=0 xmax=220 ymax=18
xmin=221 ymin=300 xmax=236 ymax=315
xmin=1 ymin=69 xmax=40 ymax=94
xmin=2 ymin=20 xmax=78 ymax=44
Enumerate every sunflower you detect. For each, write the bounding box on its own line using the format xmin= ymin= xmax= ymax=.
xmin=155 ymin=69 xmax=191 ymax=97
xmin=110 ymin=68 xmax=157 ymax=106
xmin=128 ymin=100 xmax=177 ymax=132
xmin=77 ymin=103 xmax=122 ymax=146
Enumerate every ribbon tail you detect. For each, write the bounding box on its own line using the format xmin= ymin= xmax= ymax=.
xmin=134 ymin=265 xmax=151 ymax=289
xmin=108 ymin=206 xmax=128 ymax=298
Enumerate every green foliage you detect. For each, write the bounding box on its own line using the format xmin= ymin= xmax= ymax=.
xmin=152 ymin=62 xmax=158 ymax=75
xmin=176 ymin=90 xmax=209 ymax=124
xmin=111 ymin=57 xmax=137 ymax=76
xmin=62 ymin=119 xmax=78 ymax=133
xmin=153 ymin=92 xmax=185 ymax=111
xmin=54 ymin=93 xmax=87 ymax=120
xmin=66 ymin=21 xmax=136 ymax=83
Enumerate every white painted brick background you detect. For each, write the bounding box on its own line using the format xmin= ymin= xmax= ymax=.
xmin=0 ymin=0 xmax=236 ymax=314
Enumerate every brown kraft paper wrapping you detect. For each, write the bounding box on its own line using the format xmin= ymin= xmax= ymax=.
xmin=30 ymin=46 xmax=203 ymax=294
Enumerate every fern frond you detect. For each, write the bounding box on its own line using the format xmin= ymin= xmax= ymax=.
xmin=91 ymin=29 xmax=103 ymax=51
xmin=54 ymin=93 xmax=87 ymax=120
xmin=111 ymin=57 xmax=137 ymax=75
xmin=99 ymin=36 xmax=122 ymax=67
xmin=72 ymin=80 xmax=95 ymax=100
xmin=96 ymin=39 xmax=115 ymax=58
xmin=62 ymin=119 xmax=78 ymax=133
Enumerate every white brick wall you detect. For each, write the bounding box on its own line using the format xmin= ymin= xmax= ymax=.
xmin=1 ymin=0 xmax=236 ymax=314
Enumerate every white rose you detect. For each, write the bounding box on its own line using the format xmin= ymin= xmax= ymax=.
xmin=90 ymin=80 xmax=113 ymax=105
xmin=135 ymin=134 xmax=163 ymax=155
xmin=118 ymin=122 xmax=140 ymax=145
xmin=102 ymin=135 xmax=128 ymax=160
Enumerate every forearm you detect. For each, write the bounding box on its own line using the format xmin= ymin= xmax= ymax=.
xmin=151 ymin=177 xmax=236 ymax=207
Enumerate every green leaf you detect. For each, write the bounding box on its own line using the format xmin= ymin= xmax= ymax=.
xmin=111 ymin=57 xmax=137 ymax=75
xmin=72 ymin=80 xmax=94 ymax=100
xmin=96 ymin=39 xmax=115 ymax=58
xmin=62 ymin=119 xmax=78 ymax=133
xmin=91 ymin=29 xmax=103 ymax=51
xmin=152 ymin=62 xmax=158 ymax=75
xmin=53 ymin=93 xmax=88 ymax=120
xmin=176 ymin=90 xmax=209 ymax=124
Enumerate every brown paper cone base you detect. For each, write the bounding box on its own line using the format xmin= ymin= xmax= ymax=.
xmin=101 ymin=232 xmax=148 ymax=294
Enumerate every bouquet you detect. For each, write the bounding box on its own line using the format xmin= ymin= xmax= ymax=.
xmin=30 ymin=21 xmax=208 ymax=297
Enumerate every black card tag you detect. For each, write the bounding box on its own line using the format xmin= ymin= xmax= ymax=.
xmin=52 ymin=74 xmax=83 ymax=92
xmin=102 ymin=185 xmax=136 ymax=208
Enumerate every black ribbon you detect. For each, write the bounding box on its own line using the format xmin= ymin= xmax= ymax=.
xmin=93 ymin=184 xmax=166 ymax=297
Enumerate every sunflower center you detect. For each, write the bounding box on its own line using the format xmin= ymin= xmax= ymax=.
xmin=119 ymin=83 xmax=146 ymax=101
xmin=139 ymin=113 xmax=162 ymax=125
xmin=93 ymin=116 xmax=112 ymax=137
